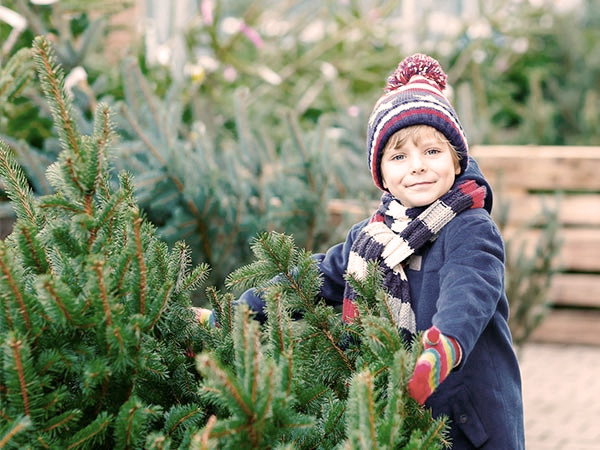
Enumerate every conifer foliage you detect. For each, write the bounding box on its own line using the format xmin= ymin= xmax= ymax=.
xmin=0 ymin=37 xmax=209 ymax=448
xmin=0 ymin=37 xmax=450 ymax=449
xmin=195 ymin=232 xmax=450 ymax=448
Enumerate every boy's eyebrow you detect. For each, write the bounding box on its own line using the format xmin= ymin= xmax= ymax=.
xmin=387 ymin=144 xmax=406 ymax=152
xmin=419 ymin=138 xmax=448 ymax=147
xmin=397 ymin=138 xmax=446 ymax=148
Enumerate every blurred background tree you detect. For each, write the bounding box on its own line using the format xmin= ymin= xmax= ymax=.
xmin=0 ymin=0 xmax=135 ymax=175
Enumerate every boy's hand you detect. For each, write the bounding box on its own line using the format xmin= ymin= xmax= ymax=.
xmin=192 ymin=307 xmax=216 ymax=327
xmin=407 ymin=326 xmax=461 ymax=404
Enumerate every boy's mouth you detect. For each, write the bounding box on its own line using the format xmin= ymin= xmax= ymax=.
xmin=407 ymin=181 xmax=434 ymax=188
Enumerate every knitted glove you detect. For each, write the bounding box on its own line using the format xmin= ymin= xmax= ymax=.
xmin=192 ymin=307 xmax=216 ymax=327
xmin=407 ymin=326 xmax=461 ymax=404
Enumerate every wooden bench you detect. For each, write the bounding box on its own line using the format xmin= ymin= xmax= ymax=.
xmin=329 ymin=145 xmax=600 ymax=346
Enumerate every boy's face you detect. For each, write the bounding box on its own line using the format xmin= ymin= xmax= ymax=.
xmin=380 ymin=129 xmax=460 ymax=208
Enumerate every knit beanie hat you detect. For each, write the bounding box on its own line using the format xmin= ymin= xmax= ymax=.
xmin=366 ymin=53 xmax=469 ymax=191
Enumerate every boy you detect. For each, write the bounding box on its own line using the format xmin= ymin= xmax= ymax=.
xmin=236 ymin=54 xmax=525 ymax=448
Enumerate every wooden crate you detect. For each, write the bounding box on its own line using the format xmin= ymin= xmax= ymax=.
xmin=471 ymin=145 xmax=600 ymax=346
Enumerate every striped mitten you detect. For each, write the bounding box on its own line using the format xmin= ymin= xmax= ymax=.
xmin=407 ymin=326 xmax=461 ymax=404
xmin=192 ymin=307 xmax=216 ymax=327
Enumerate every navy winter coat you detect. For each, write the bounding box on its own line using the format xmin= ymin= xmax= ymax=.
xmin=241 ymin=159 xmax=525 ymax=449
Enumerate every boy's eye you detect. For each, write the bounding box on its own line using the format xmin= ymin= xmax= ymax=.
xmin=391 ymin=153 xmax=406 ymax=161
xmin=426 ymin=148 xmax=441 ymax=155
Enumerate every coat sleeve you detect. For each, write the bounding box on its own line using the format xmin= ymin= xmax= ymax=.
xmin=314 ymin=219 xmax=368 ymax=306
xmin=237 ymin=220 xmax=368 ymax=321
xmin=432 ymin=211 xmax=507 ymax=365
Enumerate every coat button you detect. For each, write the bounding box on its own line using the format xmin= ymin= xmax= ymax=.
xmin=459 ymin=414 xmax=468 ymax=424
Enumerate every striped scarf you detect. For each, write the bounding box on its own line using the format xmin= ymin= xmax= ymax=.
xmin=342 ymin=179 xmax=486 ymax=335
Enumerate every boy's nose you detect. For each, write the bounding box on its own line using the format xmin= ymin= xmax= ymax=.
xmin=410 ymin=156 xmax=426 ymax=173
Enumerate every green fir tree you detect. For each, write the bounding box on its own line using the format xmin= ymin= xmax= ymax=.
xmin=0 ymin=36 xmax=209 ymax=448
xmin=193 ymin=232 xmax=450 ymax=449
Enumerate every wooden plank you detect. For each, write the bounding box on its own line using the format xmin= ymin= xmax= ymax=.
xmin=327 ymin=198 xmax=378 ymax=228
xmin=329 ymin=194 xmax=600 ymax=229
xmin=553 ymin=228 xmax=600 ymax=273
xmin=502 ymin=227 xmax=600 ymax=272
xmin=550 ymin=274 xmax=600 ymax=308
xmin=471 ymin=145 xmax=600 ymax=159
xmin=328 ymin=198 xmax=374 ymax=219
xmin=529 ymin=309 xmax=600 ymax=346
xmin=471 ymin=145 xmax=600 ymax=191
xmin=492 ymin=193 xmax=600 ymax=227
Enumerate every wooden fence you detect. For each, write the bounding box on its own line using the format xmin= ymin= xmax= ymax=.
xmin=471 ymin=145 xmax=600 ymax=346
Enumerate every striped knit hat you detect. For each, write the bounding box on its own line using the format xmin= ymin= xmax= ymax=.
xmin=366 ymin=53 xmax=469 ymax=191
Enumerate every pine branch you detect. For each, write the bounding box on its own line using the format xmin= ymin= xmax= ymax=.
xmin=360 ymin=316 xmax=404 ymax=365
xmin=379 ymin=352 xmax=410 ymax=447
xmin=39 ymin=278 xmax=74 ymax=324
xmin=196 ymin=355 xmax=253 ymax=418
xmin=38 ymin=195 xmax=85 ymax=214
xmin=31 ymin=36 xmax=81 ymax=158
xmin=87 ymin=191 xmax=128 ymax=250
xmin=65 ymin=411 xmax=111 ymax=449
xmin=0 ymin=416 xmax=31 ymax=447
xmin=205 ymin=287 xmax=235 ymax=334
xmin=123 ymin=59 xmax=165 ymax=143
xmin=0 ymin=141 xmax=38 ymax=226
xmin=229 ymin=232 xmax=353 ymax=378
xmin=93 ymin=260 xmax=112 ymax=326
xmin=114 ymin=397 xmax=162 ymax=449
xmin=7 ymin=334 xmax=31 ymax=416
xmin=63 ymin=155 xmax=86 ymax=194
xmin=0 ymin=243 xmax=31 ymax=331
xmin=196 ymin=306 xmax=294 ymax=447
xmin=285 ymin=113 xmax=318 ymax=249
xmin=147 ymin=281 xmax=174 ymax=331
xmin=113 ymin=252 xmax=133 ymax=298
xmin=192 ymin=414 xmax=218 ymax=449
xmin=420 ymin=420 xmax=450 ymax=450
xmin=90 ymin=103 xmax=113 ymax=191
xmin=119 ymin=104 xmax=167 ymax=167
xmin=150 ymin=240 xmax=170 ymax=283
xmin=226 ymin=232 xmax=298 ymax=294
xmin=349 ymin=370 xmax=377 ymax=447
xmin=162 ymin=405 xmax=204 ymax=439
xmin=179 ymin=264 xmax=210 ymax=293
xmin=14 ymin=223 xmax=50 ymax=274
xmin=41 ymin=410 xmax=82 ymax=435
xmin=0 ymin=48 xmax=34 ymax=102
xmin=263 ymin=289 xmax=296 ymax=391
xmin=133 ymin=215 xmax=147 ymax=315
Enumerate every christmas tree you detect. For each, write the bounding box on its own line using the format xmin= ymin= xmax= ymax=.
xmin=0 ymin=37 xmax=449 ymax=448
xmin=196 ymin=231 xmax=451 ymax=448
xmin=0 ymin=36 xmax=209 ymax=448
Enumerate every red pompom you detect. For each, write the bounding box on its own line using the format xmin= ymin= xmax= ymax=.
xmin=385 ymin=53 xmax=447 ymax=93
